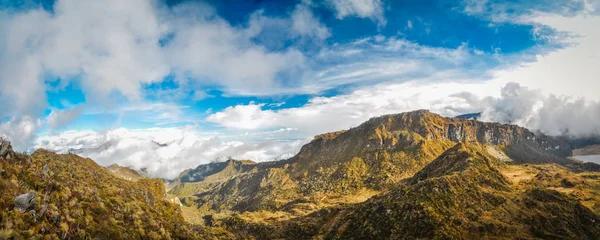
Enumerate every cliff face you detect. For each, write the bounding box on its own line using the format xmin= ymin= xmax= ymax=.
xmin=292 ymin=110 xmax=571 ymax=169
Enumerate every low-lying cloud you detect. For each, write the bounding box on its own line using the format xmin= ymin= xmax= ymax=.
xmin=34 ymin=127 xmax=305 ymax=179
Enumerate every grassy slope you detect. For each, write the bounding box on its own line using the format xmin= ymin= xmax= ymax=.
xmin=217 ymin=144 xmax=600 ymax=240
xmin=0 ymin=149 xmax=214 ymax=239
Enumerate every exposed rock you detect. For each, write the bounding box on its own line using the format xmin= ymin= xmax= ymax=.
xmin=0 ymin=138 xmax=11 ymax=157
xmin=29 ymin=210 xmax=37 ymax=222
xmin=14 ymin=192 xmax=36 ymax=213
xmin=39 ymin=204 xmax=48 ymax=219
xmin=43 ymin=164 xmax=50 ymax=176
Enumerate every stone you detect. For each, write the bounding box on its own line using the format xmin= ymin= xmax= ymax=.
xmin=29 ymin=210 xmax=37 ymax=223
xmin=0 ymin=138 xmax=11 ymax=157
xmin=39 ymin=204 xmax=48 ymax=219
xmin=14 ymin=192 xmax=36 ymax=213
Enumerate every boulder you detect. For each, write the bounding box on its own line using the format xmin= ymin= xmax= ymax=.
xmin=0 ymin=138 xmax=11 ymax=157
xmin=14 ymin=192 xmax=36 ymax=213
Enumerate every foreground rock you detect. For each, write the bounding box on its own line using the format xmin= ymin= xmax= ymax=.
xmin=0 ymin=138 xmax=12 ymax=158
xmin=13 ymin=192 xmax=36 ymax=213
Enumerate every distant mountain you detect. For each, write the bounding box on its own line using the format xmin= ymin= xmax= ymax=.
xmin=573 ymin=144 xmax=600 ymax=156
xmin=106 ymin=163 xmax=146 ymax=181
xmin=454 ymin=112 xmax=482 ymax=120
xmin=167 ymin=159 xmax=257 ymax=198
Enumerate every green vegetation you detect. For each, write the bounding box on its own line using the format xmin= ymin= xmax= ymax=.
xmin=0 ymin=149 xmax=210 ymax=239
xmin=167 ymin=110 xmax=600 ymax=239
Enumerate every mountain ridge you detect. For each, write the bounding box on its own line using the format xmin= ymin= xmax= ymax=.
xmin=168 ymin=110 xmax=589 ymax=227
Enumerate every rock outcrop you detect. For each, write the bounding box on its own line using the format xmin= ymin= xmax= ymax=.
xmin=0 ymin=138 xmax=12 ymax=158
xmin=13 ymin=192 xmax=36 ymax=213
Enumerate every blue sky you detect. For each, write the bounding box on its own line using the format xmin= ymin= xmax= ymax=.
xmin=1 ymin=0 xmax=599 ymax=178
xmin=17 ymin=0 xmax=565 ymax=129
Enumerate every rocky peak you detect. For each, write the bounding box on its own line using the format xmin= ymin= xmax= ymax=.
xmin=292 ymin=110 xmax=572 ymax=172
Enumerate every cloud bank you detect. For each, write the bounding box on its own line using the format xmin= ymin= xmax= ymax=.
xmin=35 ymin=127 xmax=304 ymax=179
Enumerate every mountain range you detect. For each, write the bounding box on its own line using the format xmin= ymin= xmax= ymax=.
xmin=2 ymin=110 xmax=600 ymax=239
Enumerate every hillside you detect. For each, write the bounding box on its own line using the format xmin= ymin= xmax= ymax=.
xmin=573 ymin=144 xmax=600 ymax=156
xmin=218 ymin=144 xmax=600 ymax=239
xmin=169 ymin=159 xmax=258 ymax=203
xmin=328 ymin=144 xmax=600 ymax=239
xmin=0 ymin=140 xmax=213 ymax=239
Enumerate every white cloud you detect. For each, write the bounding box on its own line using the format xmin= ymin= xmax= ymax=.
xmin=206 ymin=80 xmax=506 ymax=136
xmin=494 ymin=14 xmax=600 ymax=101
xmin=164 ymin=2 xmax=307 ymax=95
xmin=327 ymin=0 xmax=386 ymax=25
xmin=309 ymin=36 xmax=490 ymax=91
xmin=451 ymin=83 xmax=600 ymax=137
xmin=47 ymin=105 xmax=84 ymax=129
xmin=0 ymin=117 xmax=42 ymax=151
xmin=291 ymin=3 xmax=331 ymax=39
xmin=0 ymin=0 xmax=313 ymax=120
xmin=207 ymin=80 xmax=600 ymax=140
xmin=35 ymin=127 xmax=305 ymax=179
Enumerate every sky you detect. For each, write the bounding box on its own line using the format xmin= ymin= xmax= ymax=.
xmin=1 ymin=0 xmax=599 ymax=179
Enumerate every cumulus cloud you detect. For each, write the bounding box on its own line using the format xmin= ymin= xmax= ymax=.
xmin=35 ymin=127 xmax=305 ymax=179
xmin=326 ymin=0 xmax=385 ymax=25
xmin=494 ymin=14 xmax=600 ymax=101
xmin=206 ymin=80 xmax=506 ymax=136
xmin=448 ymin=83 xmax=600 ymax=137
xmin=47 ymin=105 xmax=84 ymax=129
xmin=0 ymin=117 xmax=42 ymax=151
xmin=0 ymin=0 xmax=313 ymax=118
xmin=207 ymin=80 xmax=600 ymax=139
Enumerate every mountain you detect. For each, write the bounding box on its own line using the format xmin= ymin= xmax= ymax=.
xmin=212 ymin=145 xmax=600 ymax=239
xmin=168 ymin=159 xmax=257 ymax=198
xmin=0 ymin=140 xmax=213 ymax=239
xmin=171 ymin=110 xmax=576 ymax=214
xmin=5 ymin=110 xmax=600 ymax=239
xmin=159 ymin=110 xmax=600 ymax=239
xmin=106 ymin=164 xmax=146 ymax=181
